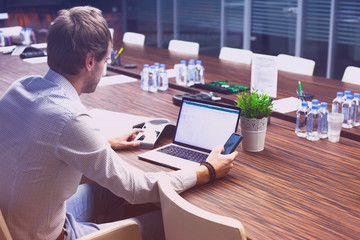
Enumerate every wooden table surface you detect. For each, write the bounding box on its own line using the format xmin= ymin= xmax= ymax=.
xmin=1 ymin=52 xmax=360 ymax=240
xmin=108 ymin=43 xmax=360 ymax=141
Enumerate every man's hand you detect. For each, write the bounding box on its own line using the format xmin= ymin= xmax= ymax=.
xmin=196 ymin=145 xmax=238 ymax=185
xmin=108 ymin=129 xmax=144 ymax=150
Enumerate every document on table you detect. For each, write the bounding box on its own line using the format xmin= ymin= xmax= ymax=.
xmin=166 ymin=68 xmax=176 ymax=78
xmin=23 ymin=56 xmax=48 ymax=64
xmin=272 ymin=97 xmax=299 ymax=113
xmin=98 ymin=75 xmax=137 ymax=86
xmin=251 ymin=53 xmax=278 ymax=98
xmin=89 ymin=108 xmax=152 ymax=139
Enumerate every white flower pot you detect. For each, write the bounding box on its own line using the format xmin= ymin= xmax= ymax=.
xmin=240 ymin=116 xmax=268 ymax=152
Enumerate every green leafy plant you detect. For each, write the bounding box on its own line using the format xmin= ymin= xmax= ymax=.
xmin=235 ymin=89 xmax=274 ymax=119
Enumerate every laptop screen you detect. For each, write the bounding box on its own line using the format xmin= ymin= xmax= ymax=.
xmin=174 ymin=98 xmax=241 ymax=152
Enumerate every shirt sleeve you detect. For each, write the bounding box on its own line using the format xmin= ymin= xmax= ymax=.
xmin=55 ymin=111 xmax=197 ymax=204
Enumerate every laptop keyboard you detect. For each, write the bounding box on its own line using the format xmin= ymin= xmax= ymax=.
xmin=158 ymin=145 xmax=208 ymax=163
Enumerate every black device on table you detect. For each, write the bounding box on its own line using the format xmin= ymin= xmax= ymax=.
xmin=19 ymin=46 xmax=46 ymax=59
xmin=172 ymin=92 xmax=221 ymax=106
xmin=192 ymin=81 xmax=249 ymax=94
xmin=222 ymin=133 xmax=243 ymax=154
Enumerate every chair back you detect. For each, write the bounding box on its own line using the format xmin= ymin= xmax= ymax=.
xmin=342 ymin=66 xmax=360 ymax=84
xmin=0 ymin=210 xmax=13 ymax=240
xmin=122 ymin=32 xmax=145 ymax=45
xmin=168 ymin=40 xmax=199 ymax=55
xmin=219 ymin=47 xmax=252 ymax=64
xmin=158 ymin=177 xmax=246 ymax=240
xmin=277 ymin=54 xmax=315 ymax=76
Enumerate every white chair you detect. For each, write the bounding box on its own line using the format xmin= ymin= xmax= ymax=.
xmin=0 ymin=210 xmax=12 ymax=240
xmin=158 ymin=177 xmax=246 ymax=240
xmin=122 ymin=32 xmax=145 ymax=45
xmin=342 ymin=66 xmax=360 ymax=84
xmin=0 ymin=209 xmax=141 ymax=240
xmin=77 ymin=219 xmax=141 ymax=240
xmin=168 ymin=40 xmax=200 ymax=55
xmin=276 ymin=54 xmax=316 ymax=76
xmin=219 ymin=47 xmax=252 ymax=64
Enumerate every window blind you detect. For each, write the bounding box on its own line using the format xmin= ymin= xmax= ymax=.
xmin=252 ymin=0 xmax=297 ymax=38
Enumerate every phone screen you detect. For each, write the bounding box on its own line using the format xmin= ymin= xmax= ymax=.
xmin=222 ymin=133 xmax=243 ymax=154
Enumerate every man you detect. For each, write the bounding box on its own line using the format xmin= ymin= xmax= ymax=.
xmin=0 ymin=6 xmax=238 ymax=240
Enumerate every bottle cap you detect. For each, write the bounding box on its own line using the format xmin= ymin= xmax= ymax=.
xmin=320 ymin=102 xmax=327 ymax=108
xmin=188 ymin=61 xmax=194 ymax=65
xmin=337 ymin=91 xmax=344 ymax=97
xmin=150 ymin=65 xmax=155 ymax=69
xmin=196 ymin=60 xmax=202 ymax=65
xmin=160 ymin=64 xmax=165 ymax=68
xmin=189 ymin=59 xmax=195 ymax=63
xmin=312 ymin=105 xmax=319 ymax=110
xmin=354 ymin=93 xmax=360 ymax=98
xmin=301 ymin=101 xmax=308 ymax=107
xmin=346 ymin=94 xmax=353 ymax=100
xmin=311 ymin=99 xmax=319 ymax=105
xmin=143 ymin=64 xmax=149 ymax=68
xmin=180 ymin=60 xmax=186 ymax=64
xmin=344 ymin=90 xmax=351 ymax=95
xmin=154 ymin=62 xmax=160 ymax=67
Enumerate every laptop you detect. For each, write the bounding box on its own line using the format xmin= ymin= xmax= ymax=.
xmin=138 ymin=97 xmax=241 ymax=169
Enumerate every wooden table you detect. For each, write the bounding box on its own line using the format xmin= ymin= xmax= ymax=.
xmin=108 ymin=43 xmax=360 ymax=141
xmin=1 ymin=53 xmax=360 ymax=240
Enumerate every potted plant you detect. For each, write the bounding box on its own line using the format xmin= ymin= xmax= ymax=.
xmin=235 ymin=89 xmax=274 ymax=152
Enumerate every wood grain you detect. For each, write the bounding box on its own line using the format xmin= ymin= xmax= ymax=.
xmin=1 ymin=52 xmax=360 ymax=240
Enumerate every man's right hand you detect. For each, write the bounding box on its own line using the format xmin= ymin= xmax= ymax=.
xmin=195 ymin=145 xmax=238 ymax=185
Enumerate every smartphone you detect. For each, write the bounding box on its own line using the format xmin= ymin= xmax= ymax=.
xmin=222 ymin=133 xmax=243 ymax=154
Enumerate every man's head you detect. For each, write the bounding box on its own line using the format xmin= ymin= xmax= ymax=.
xmin=47 ymin=6 xmax=111 ymax=76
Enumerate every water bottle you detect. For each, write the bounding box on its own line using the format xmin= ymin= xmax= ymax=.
xmin=24 ymin=28 xmax=32 ymax=45
xmin=343 ymin=90 xmax=351 ymax=102
xmin=195 ymin=60 xmax=205 ymax=84
xmin=158 ymin=64 xmax=168 ymax=91
xmin=0 ymin=31 xmax=4 ymax=47
xmin=149 ymin=65 xmax=158 ymax=92
xmin=295 ymin=101 xmax=308 ymax=137
xmin=353 ymin=93 xmax=360 ymax=127
xmin=175 ymin=60 xmax=187 ymax=86
xmin=186 ymin=60 xmax=196 ymax=86
xmin=141 ymin=64 xmax=150 ymax=91
xmin=306 ymin=104 xmax=321 ymax=141
xmin=332 ymin=92 xmax=344 ymax=113
xmin=154 ymin=62 xmax=160 ymax=87
xmin=342 ymin=94 xmax=354 ymax=128
xmin=19 ymin=28 xmax=26 ymax=45
xmin=319 ymin=102 xmax=328 ymax=139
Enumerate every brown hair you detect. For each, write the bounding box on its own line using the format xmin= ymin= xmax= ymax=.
xmin=47 ymin=6 xmax=111 ymax=75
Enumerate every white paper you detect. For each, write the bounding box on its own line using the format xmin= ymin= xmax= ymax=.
xmin=23 ymin=56 xmax=48 ymax=64
xmin=89 ymin=108 xmax=152 ymax=139
xmin=31 ymin=43 xmax=47 ymax=49
xmin=0 ymin=45 xmax=15 ymax=53
xmin=98 ymin=75 xmax=137 ymax=86
xmin=251 ymin=53 xmax=278 ymax=98
xmin=272 ymin=97 xmax=299 ymax=113
xmin=166 ymin=68 xmax=176 ymax=78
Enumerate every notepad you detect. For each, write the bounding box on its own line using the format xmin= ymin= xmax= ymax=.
xmin=98 ymin=75 xmax=137 ymax=86
xmin=273 ymin=97 xmax=299 ymax=113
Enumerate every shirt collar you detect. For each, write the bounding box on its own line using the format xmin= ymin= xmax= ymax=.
xmin=44 ymin=69 xmax=80 ymax=102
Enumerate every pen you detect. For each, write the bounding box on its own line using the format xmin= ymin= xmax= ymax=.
xmin=298 ymin=81 xmax=303 ymax=94
xmin=111 ymin=47 xmax=123 ymax=65
xmin=296 ymin=89 xmax=304 ymax=102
